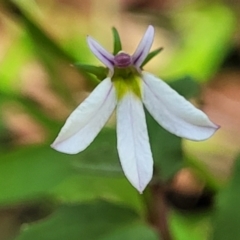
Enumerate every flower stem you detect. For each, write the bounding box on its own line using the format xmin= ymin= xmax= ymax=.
xmin=145 ymin=182 xmax=173 ymax=240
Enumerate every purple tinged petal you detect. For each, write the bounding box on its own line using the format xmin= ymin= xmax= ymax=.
xmin=132 ymin=25 xmax=155 ymax=69
xmin=87 ymin=36 xmax=115 ymax=75
xmin=142 ymin=72 xmax=219 ymax=141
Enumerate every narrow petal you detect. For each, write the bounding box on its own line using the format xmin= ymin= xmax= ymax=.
xmin=117 ymin=92 xmax=153 ymax=193
xmin=51 ymin=78 xmax=116 ymax=154
xmin=87 ymin=36 xmax=115 ymax=75
xmin=132 ymin=25 xmax=154 ymax=68
xmin=142 ymin=72 xmax=219 ymax=140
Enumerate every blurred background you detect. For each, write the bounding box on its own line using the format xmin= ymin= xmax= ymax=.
xmin=0 ymin=0 xmax=240 ymax=239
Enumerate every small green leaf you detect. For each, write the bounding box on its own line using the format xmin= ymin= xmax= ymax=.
xmin=74 ymin=63 xmax=107 ymax=80
xmin=112 ymin=27 xmax=122 ymax=55
xmin=141 ymin=48 xmax=163 ymax=68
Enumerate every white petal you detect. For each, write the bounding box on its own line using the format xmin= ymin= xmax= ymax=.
xmin=132 ymin=25 xmax=154 ymax=68
xmin=87 ymin=36 xmax=115 ymax=74
xmin=117 ymin=92 xmax=153 ymax=193
xmin=142 ymin=72 xmax=219 ymax=140
xmin=51 ymin=78 xmax=116 ymax=154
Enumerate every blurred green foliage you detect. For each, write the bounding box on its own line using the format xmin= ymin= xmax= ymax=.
xmin=16 ymin=201 xmax=159 ymax=240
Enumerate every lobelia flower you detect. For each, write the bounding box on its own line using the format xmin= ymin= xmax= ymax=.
xmin=51 ymin=25 xmax=219 ymax=193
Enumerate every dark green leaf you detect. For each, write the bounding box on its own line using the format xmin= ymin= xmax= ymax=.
xmin=53 ymin=175 xmax=142 ymax=213
xmin=141 ymin=48 xmax=163 ymax=68
xmin=102 ymin=223 xmax=159 ymax=240
xmin=0 ymin=145 xmax=74 ymax=205
xmin=16 ymin=200 xmax=152 ymax=240
xmin=0 ymin=128 xmax=122 ymax=205
xmin=112 ymin=27 xmax=122 ymax=55
xmin=73 ymin=127 xmax=121 ymax=174
xmin=212 ymin=155 xmax=240 ymax=240
xmin=145 ymin=111 xmax=183 ymax=181
xmin=169 ymin=76 xmax=200 ymax=99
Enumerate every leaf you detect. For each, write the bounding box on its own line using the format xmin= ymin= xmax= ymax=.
xmin=16 ymin=200 xmax=158 ymax=240
xmin=212 ymin=154 xmax=240 ymax=240
xmin=102 ymin=223 xmax=159 ymax=240
xmin=0 ymin=128 xmax=123 ymax=205
xmin=0 ymin=145 xmax=73 ymax=205
xmin=169 ymin=76 xmax=200 ymax=99
xmin=146 ymin=110 xmax=183 ymax=181
xmin=74 ymin=63 xmax=107 ymax=81
xmin=50 ymin=127 xmax=144 ymax=212
xmin=112 ymin=27 xmax=122 ymax=55
xmin=72 ymin=127 xmax=121 ymax=173
xmin=141 ymin=48 xmax=163 ymax=68
xmin=53 ymin=175 xmax=143 ymax=214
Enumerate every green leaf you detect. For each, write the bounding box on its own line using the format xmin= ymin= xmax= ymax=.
xmin=212 ymin=155 xmax=240 ymax=240
xmin=51 ymin=127 xmax=144 ymax=213
xmin=74 ymin=63 xmax=107 ymax=81
xmin=141 ymin=48 xmax=163 ymax=68
xmin=72 ymin=127 xmax=121 ymax=174
xmin=0 ymin=145 xmax=74 ymax=205
xmin=53 ymin=175 xmax=143 ymax=214
xmin=0 ymin=128 xmax=123 ymax=206
xmin=16 ymin=200 xmax=157 ymax=240
xmin=112 ymin=27 xmax=122 ymax=55
xmin=145 ymin=111 xmax=183 ymax=181
xmin=169 ymin=76 xmax=200 ymax=99
xmin=102 ymin=223 xmax=159 ymax=240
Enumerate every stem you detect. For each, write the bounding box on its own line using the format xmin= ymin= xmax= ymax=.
xmin=146 ymin=183 xmax=173 ymax=240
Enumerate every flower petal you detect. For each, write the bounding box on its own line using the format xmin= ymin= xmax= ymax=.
xmin=87 ymin=36 xmax=115 ymax=75
xmin=117 ymin=92 xmax=153 ymax=193
xmin=51 ymin=78 xmax=116 ymax=154
xmin=142 ymin=72 xmax=219 ymax=140
xmin=132 ymin=25 xmax=154 ymax=69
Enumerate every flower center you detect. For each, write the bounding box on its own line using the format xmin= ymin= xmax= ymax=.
xmin=114 ymin=52 xmax=132 ymax=68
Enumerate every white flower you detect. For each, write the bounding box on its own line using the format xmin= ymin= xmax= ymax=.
xmin=51 ymin=25 xmax=219 ymax=193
